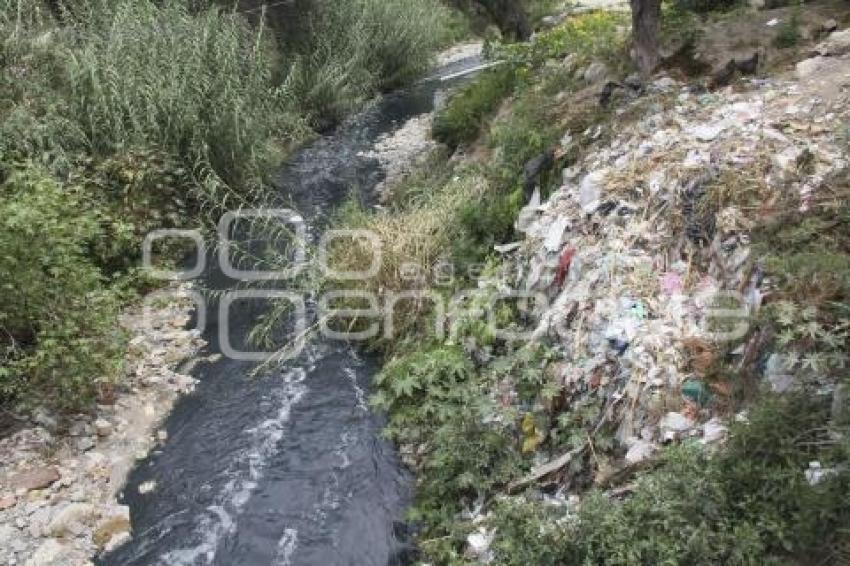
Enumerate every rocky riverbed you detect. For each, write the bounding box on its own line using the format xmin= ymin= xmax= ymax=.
xmin=0 ymin=285 xmax=205 ymax=565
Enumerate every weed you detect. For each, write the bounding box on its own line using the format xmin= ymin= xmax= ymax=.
xmin=0 ymin=167 xmax=125 ymax=408
xmin=488 ymin=394 xmax=850 ymax=565
xmin=773 ymin=5 xmax=802 ymax=49
xmin=433 ymin=65 xmax=518 ymax=149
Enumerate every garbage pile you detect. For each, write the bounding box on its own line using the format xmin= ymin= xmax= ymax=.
xmin=510 ymin=55 xmax=850 ymax=465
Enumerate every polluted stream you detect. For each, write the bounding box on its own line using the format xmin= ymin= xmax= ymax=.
xmin=100 ymin=54 xmax=484 ymax=566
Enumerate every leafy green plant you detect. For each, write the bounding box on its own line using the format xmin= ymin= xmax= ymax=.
xmin=0 ymin=167 xmax=125 ymax=408
xmin=487 ymin=394 xmax=850 ymax=565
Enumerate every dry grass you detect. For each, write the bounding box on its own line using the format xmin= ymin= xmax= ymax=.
xmin=325 ymin=171 xmax=488 ymax=342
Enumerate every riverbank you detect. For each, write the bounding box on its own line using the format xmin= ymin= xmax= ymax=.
xmin=331 ymin=4 xmax=850 ymax=563
xmin=0 ymin=286 xmax=204 ymax=565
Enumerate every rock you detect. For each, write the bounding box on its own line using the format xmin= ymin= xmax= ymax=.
xmin=562 ymin=53 xmax=579 ymax=74
xmin=10 ymin=467 xmax=60 ymax=492
xmin=796 ymin=56 xmax=828 ymax=79
xmin=25 ymin=539 xmax=65 ymax=566
xmin=821 ymin=19 xmax=838 ymax=34
xmin=583 ymin=61 xmax=609 ymax=84
xmin=93 ymin=506 xmax=131 ymax=550
xmin=68 ymin=420 xmax=93 ymax=437
xmin=749 ymin=0 xmax=764 ymax=9
xmin=625 ymin=440 xmax=656 ymax=465
xmin=76 ymin=437 xmax=95 ymax=452
xmin=93 ymin=419 xmax=113 ymax=437
xmin=47 ymin=503 xmax=98 ymax=537
xmin=689 ymin=121 xmax=728 ymax=142
xmin=815 ymin=29 xmax=850 ymax=56
xmin=652 ymin=76 xmax=677 ymax=90
xmin=0 ymin=494 xmax=17 ymax=510
xmin=31 ymin=408 xmax=57 ymax=431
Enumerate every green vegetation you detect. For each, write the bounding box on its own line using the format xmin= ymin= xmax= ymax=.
xmin=773 ymin=3 xmax=802 ymax=48
xmin=433 ymin=10 xmax=627 ymax=151
xmin=0 ymin=168 xmax=124 ymax=408
xmin=488 ymin=395 xmax=850 ymax=565
xmin=0 ymin=0 xmax=455 ymax=410
xmin=287 ymin=0 xmax=457 ymax=129
xmin=433 ymin=65 xmax=518 ymax=149
xmin=322 ymin=7 xmax=850 ymax=564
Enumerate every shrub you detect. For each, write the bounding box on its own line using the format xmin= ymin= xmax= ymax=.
xmin=0 ymin=167 xmax=124 ymax=408
xmin=487 ymin=394 xmax=850 ymax=565
xmin=453 ymin=186 xmax=525 ymax=266
xmin=492 ymin=10 xmax=628 ymax=68
xmin=372 ymin=346 xmax=526 ymax=550
xmin=432 ymin=65 xmax=518 ymax=149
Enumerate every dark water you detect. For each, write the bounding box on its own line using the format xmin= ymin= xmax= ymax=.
xmin=100 ymin=55 xmax=482 ymax=566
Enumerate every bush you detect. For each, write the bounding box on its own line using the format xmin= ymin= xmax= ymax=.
xmin=372 ymin=346 xmax=526 ymax=550
xmin=0 ymin=167 xmax=124 ymax=408
xmin=488 ymin=394 xmax=850 ymax=565
xmin=433 ymin=65 xmax=518 ymax=149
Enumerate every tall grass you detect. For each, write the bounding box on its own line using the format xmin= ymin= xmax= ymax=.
xmin=66 ymin=0 xmax=306 ymax=199
xmin=0 ymin=0 xmax=457 ymax=409
xmin=286 ymin=0 xmax=455 ymax=128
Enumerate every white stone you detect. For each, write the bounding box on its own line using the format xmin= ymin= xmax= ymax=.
xmin=815 ymin=29 xmax=850 ymax=56
xmin=25 ymin=539 xmax=64 ymax=566
xmin=689 ymin=121 xmax=728 ymax=142
xmin=466 ymin=527 xmax=493 ymax=561
xmin=94 ymin=419 xmax=113 ymax=437
xmin=796 ymin=57 xmax=828 ymax=79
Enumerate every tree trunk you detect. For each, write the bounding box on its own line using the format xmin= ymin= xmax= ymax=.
xmin=630 ymin=0 xmax=662 ymax=76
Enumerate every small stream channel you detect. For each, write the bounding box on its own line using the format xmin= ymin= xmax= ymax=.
xmin=99 ymin=54 xmax=483 ymax=566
